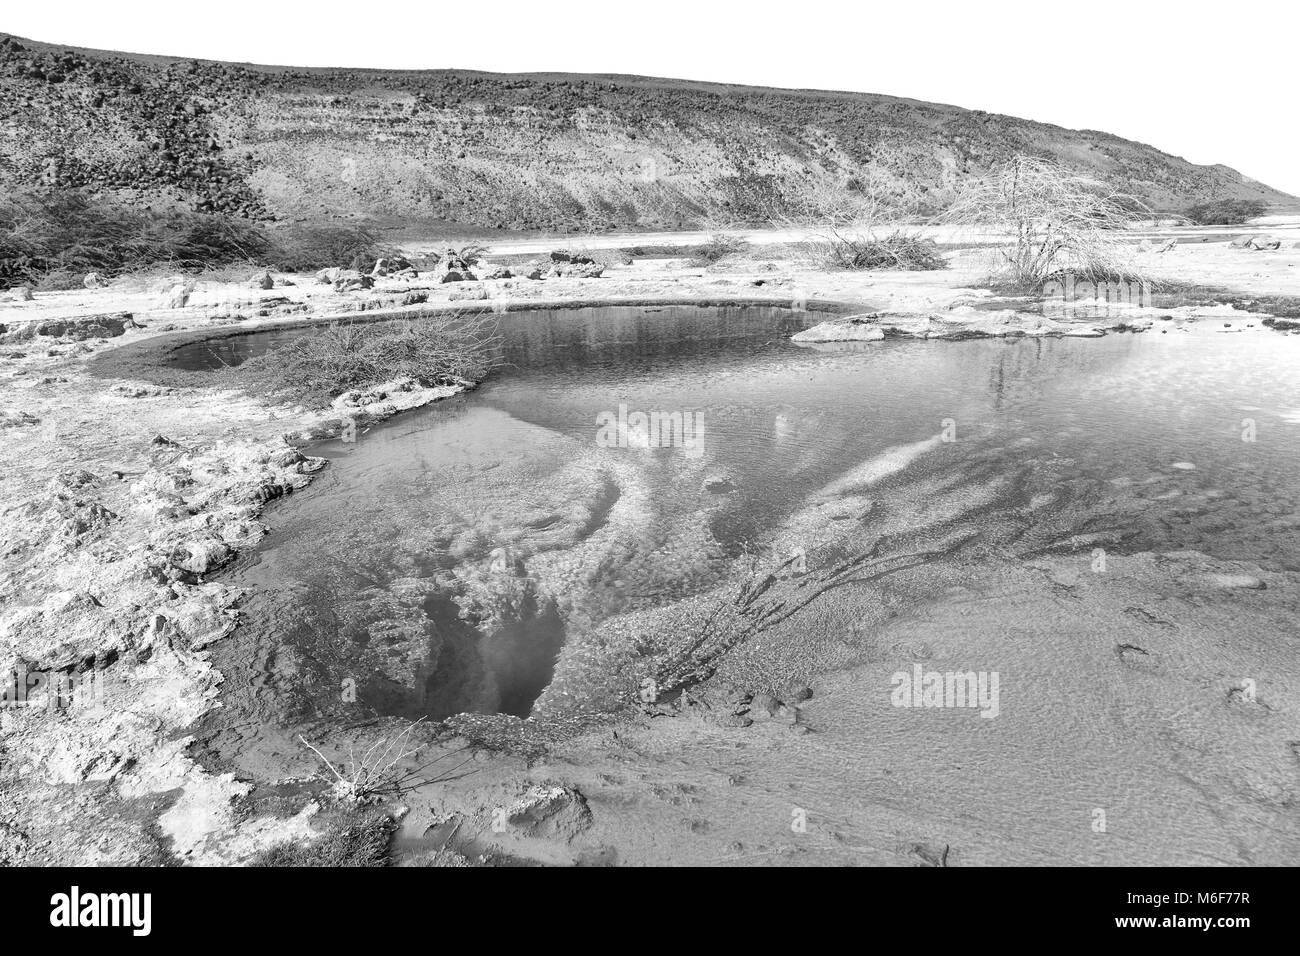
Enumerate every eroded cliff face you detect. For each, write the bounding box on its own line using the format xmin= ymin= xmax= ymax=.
xmin=1 ymin=33 xmax=1289 ymax=232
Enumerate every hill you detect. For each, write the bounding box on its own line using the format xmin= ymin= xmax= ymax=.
xmin=0 ymin=32 xmax=1291 ymax=232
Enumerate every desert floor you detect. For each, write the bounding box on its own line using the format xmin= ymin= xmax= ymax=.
xmin=2 ymin=227 xmax=1299 ymax=866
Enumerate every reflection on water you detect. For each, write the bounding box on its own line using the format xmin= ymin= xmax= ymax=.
xmin=214 ymin=306 xmax=1300 ymax=722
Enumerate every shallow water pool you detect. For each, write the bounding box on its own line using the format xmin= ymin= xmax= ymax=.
xmin=209 ymin=305 xmax=1300 ymax=722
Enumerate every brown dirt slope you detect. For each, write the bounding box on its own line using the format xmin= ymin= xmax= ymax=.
xmin=0 ymin=32 xmax=1290 ymax=231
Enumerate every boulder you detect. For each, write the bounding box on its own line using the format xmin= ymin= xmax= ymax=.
xmin=438 ymin=269 xmax=476 ymax=283
xmin=333 ymin=271 xmax=374 ymax=292
xmin=371 ymin=256 xmax=415 ymax=277
xmin=503 ymin=785 xmax=592 ymax=842
xmin=160 ymin=282 xmax=194 ymax=309
xmin=82 ymin=272 xmax=106 ymax=289
xmin=35 ymin=313 xmax=132 ymax=340
xmin=314 ymin=267 xmax=343 ymax=285
xmin=253 ymin=271 xmax=275 ymax=290
xmin=169 ymin=538 xmax=232 ymax=576
xmin=1248 ymin=235 xmax=1282 ymax=251
xmin=9 ymin=285 xmax=33 ymax=301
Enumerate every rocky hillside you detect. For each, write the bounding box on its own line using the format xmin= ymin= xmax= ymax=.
xmin=1 ymin=32 xmax=1290 ymax=232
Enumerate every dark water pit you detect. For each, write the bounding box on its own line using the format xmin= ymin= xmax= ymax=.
xmin=196 ymin=303 xmax=1300 ymax=734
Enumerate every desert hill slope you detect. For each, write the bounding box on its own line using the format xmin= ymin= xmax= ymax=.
xmin=0 ymin=32 xmax=1290 ymax=232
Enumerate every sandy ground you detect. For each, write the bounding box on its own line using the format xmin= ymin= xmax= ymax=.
xmin=1 ymin=234 xmax=1299 ymax=866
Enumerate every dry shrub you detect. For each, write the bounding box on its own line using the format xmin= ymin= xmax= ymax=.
xmin=232 ymin=314 xmax=503 ymax=407
xmin=0 ymin=189 xmax=270 ymax=288
xmin=267 ymin=223 xmax=386 ymax=272
xmin=942 ymin=155 xmax=1147 ymax=286
xmin=1183 ymin=199 xmax=1268 ymax=226
xmin=690 ymin=232 xmax=749 ymax=266
xmin=777 ymin=173 xmax=943 ymax=271
xmin=252 ymin=812 xmax=395 ymax=867
xmin=802 ymin=228 xmax=945 ymax=271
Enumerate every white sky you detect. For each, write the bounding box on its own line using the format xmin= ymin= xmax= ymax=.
xmin=6 ymin=0 xmax=1297 ymax=195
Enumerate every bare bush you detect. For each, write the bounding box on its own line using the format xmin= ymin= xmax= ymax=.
xmin=942 ymin=155 xmax=1147 ymax=286
xmin=299 ymin=719 xmax=475 ymax=804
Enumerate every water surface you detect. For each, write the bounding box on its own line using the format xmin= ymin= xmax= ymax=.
xmin=212 ymin=306 xmax=1300 ymax=722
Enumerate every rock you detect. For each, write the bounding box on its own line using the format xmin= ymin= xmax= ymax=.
xmin=161 ymin=282 xmax=194 ymax=309
xmin=253 ymin=271 xmax=275 ymax=290
xmin=0 ymin=823 xmax=31 ymax=866
xmin=547 ymin=262 xmax=605 ymax=279
xmin=449 ymin=283 xmax=488 ymax=301
xmin=550 ymin=250 xmax=596 ymax=265
xmin=702 ymin=472 xmax=734 ymax=493
xmin=520 ymin=265 xmax=544 ymax=280
xmin=439 ymin=269 xmax=476 ymax=283
xmin=0 ymin=409 xmax=40 ymax=428
xmin=749 ymin=692 xmax=782 ymax=719
xmin=503 ymin=785 xmax=592 ymax=842
xmin=371 ymin=256 xmax=415 ymax=277
xmin=34 ymin=313 xmax=131 ymax=340
xmin=792 ymin=318 xmax=885 ymax=343
xmin=110 ymin=382 xmax=171 ymax=398
xmin=481 ymin=265 xmax=513 ymax=280
xmin=314 ymin=267 xmax=342 ymax=285
xmin=1206 ymin=573 xmax=1265 ymax=590
xmin=440 ymin=250 xmax=476 ymax=272
xmin=786 ymin=685 xmax=813 ymax=703
xmin=169 ymin=538 xmax=232 ymax=575
xmin=715 ymin=713 xmax=754 ymax=728
xmin=332 ymin=271 xmax=374 ymax=292
xmin=400 ymin=290 xmax=428 ymax=306
xmin=83 ymin=272 xmax=106 ymax=289
xmin=9 ymin=285 xmax=33 ymax=301
xmin=1248 ymin=235 xmax=1282 ymax=251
